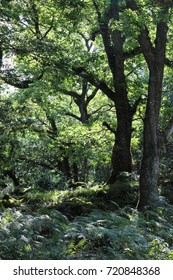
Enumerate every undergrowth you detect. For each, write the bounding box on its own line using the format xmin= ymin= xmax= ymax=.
xmin=1 ymin=200 xmax=173 ymax=259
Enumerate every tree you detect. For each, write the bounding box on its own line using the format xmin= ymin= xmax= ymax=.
xmin=126 ymin=0 xmax=170 ymax=209
xmin=0 ymin=0 xmax=141 ymax=185
xmin=1 ymin=0 xmax=173 ymax=210
xmin=70 ymin=0 xmax=143 ymax=183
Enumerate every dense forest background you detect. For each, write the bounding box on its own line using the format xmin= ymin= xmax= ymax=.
xmin=0 ymin=0 xmax=173 ymax=260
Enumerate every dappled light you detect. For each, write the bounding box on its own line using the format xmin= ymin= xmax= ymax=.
xmin=0 ymin=0 xmax=173 ymax=260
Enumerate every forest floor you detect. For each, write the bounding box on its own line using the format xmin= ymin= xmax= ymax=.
xmin=0 ymin=183 xmax=173 ymax=260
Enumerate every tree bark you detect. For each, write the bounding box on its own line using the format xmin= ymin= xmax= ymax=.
xmin=138 ymin=73 xmax=162 ymax=209
xmin=95 ymin=1 xmax=133 ymax=183
xmin=137 ymin=21 xmax=168 ymax=210
xmin=108 ymin=91 xmax=133 ymax=183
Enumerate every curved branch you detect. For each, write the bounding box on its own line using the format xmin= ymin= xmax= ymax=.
xmin=72 ymin=66 xmax=115 ymax=101
xmin=41 ymin=15 xmax=55 ymax=40
xmin=124 ymin=47 xmax=142 ymax=60
xmin=0 ymin=71 xmax=44 ymax=88
xmin=65 ymin=112 xmax=81 ymax=122
xmin=103 ymin=121 xmax=116 ymax=135
xmin=165 ymin=57 xmax=173 ymax=68
xmin=62 ymin=89 xmax=80 ymax=99
xmin=86 ymin=87 xmax=99 ymax=105
xmin=131 ymin=96 xmax=143 ymax=116
xmin=91 ymin=104 xmax=113 ymax=116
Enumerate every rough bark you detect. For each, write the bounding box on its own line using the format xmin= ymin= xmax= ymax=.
xmin=108 ymin=91 xmax=133 ymax=183
xmin=138 ymin=74 xmax=162 ymax=209
xmin=137 ymin=21 xmax=168 ymax=210
xmin=46 ymin=115 xmax=73 ymax=181
xmin=98 ymin=2 xmax=133 ymax=183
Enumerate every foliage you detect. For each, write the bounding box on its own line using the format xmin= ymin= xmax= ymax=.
xmin=1 ymin=197 xmax=173 ymax=259
xmin=0 ymin=208 xmax=69 ymax=259
xmin=1 ymin=0 xmax=173 ymax=261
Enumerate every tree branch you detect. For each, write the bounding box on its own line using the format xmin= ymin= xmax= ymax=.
xmin=165 ymin=57 xmax=173 ymax=68
xmin=65 ymin=112 xmax=81 ymax=122
xmin=86 ymin=87 xmax=99 ymax=106
xmin=30 ymin=0 xmax=41 ymax=38
xmin=103 ymin=121 xmax=116 ymax=135
xmin=124 ymin=47 xmax=142 ymax=60
xmin=19 ymin=156 xmax=54 ymax=170
xmin=131 ymin=96 xmax=143 ymax=116
xmin=62 ymin=89 xmax=80 ymax=99
xmin=79 ymin=32 xmax=93 ymax=52
xmin=0 ymin=71 xmax=44 ymax=88
xmin=138 ymin=27 xmax=155 ymax=68
xmin=72 ymin=66 xmax=115 ymax=101
xmin=46 ymin=115 xmax=57 ymax=137
xmin=41 ymin=16 xmax=55 ymax=40
xmin=91 ymin=104 xmax=113 ymax=116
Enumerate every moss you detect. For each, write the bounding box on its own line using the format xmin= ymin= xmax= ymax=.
xmin=107 ymin=172 xmax=139 ymax=207
xmin=0 ymin=195 xmax=24 ymax=208
xmin=57 ymin=197 xmax=95 ymax=219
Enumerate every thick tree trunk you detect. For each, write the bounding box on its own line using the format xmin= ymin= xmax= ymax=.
xmin=137 ymin=20 xmax=168 ymax=210
xmin=98 ymin=5 xmax=133 ymax=183
xmin=138 ymin=74 xmax=162 ymax=209
xmin=108 ymin=92 xmax=133 ymax=183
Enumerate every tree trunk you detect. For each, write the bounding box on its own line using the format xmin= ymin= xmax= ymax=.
xmin=138 ymin=74 xmax=162 ymax=209
xmin=98 ymin=4 xmax=133 ymax=183
xmin=137 ymin=21 xmax=168 ymax=210
xmin=5 ymin=169 xmax=20 ymax=187
xmin=108 ymin=93 xmax=133 ymax=183
xmin=72 ymin=162 xmax=79 ymax=182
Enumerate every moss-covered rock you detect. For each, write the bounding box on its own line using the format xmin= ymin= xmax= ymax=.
xmin=57 ymin=197 xmax=95 ymax=219
xmin=107 ymin=172 xmax=139 ymax=207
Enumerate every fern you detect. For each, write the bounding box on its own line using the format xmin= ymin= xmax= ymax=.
xmin=1 ymin=203 xmax=173 ymax=259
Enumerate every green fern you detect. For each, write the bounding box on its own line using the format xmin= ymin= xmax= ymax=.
xmin=1 ymin=203 xmax=173 ymax=259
